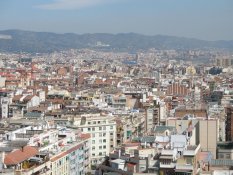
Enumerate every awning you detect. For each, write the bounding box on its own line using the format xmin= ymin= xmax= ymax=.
xmin=29 ymin=157 xmax=43 ymax=163
xmin=159 ymin=155 xmax=173 ymax=159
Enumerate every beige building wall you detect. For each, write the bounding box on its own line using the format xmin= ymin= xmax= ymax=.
xmin=0 ymin=77 xmax=6 ymax=87
xmin=167 ymin=119 xmax=190 ymax=134
xmin=199 ymin=120 xmax=217 ymax=159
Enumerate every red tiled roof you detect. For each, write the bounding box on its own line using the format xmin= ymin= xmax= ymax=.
xmin=23 ymin=95 xmax=35 ymax=102
xmin=47 ymin=99 xmax=64 ymax=104
xmin=4 ymin=146 xmax=38 ymax=165
xmin=12 ymin=95 xmax=23 ymax=102
xmin=80 ymin=133 xmax=91 ymax=140
xmin=123 ymin=142 xmax=140 ymax=147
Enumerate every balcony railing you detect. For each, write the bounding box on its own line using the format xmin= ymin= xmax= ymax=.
xmin=183 ymin=150 xmax=195 ymax=156
xmin=161 ymin=149 xmax=174 ymax=155
xmin=160 ymin=163 xmax=175 ymax=168
xmin=176 ymin=164 xmax=193 ymax=171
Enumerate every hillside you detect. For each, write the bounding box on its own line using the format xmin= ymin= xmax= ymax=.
xmin=0 ymin=30 xmax=233 ymax=53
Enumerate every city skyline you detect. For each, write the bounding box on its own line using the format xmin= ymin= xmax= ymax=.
xmin=0 ymin=0 xmax=233 ymax=41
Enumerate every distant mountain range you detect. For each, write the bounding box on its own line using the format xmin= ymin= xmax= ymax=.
xmin=0 ymin=29 xmax=233 ymax=53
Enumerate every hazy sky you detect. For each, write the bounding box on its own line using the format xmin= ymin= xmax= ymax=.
xmin=0 ymin=0 xmax=233 ymax=40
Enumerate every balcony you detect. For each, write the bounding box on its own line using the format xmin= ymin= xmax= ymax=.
xmin=15 ymin=164 xmax=51 ymax=175
xmin=176 ymin=164 xmax=193 ymax=171
xmin=161 ymin=149 xmax=174 ymax=156
xmin=79 ymin=166 xmax=84 ymax=172
xmin=70 ymin=163 xmax=76 ymax=170
xmin=70 ymin=155 xmax=76 ymax=160
xmin=183 ymin=144 xmax=200 ymax=156
xmin=78 ymin=150 xmax=84 ymax=155
xmin=78 ymin=158 xmax=84 ymax=164
xmin=40 ymin=169 xmax=52 ymax=175
xmin=160 ymin=162 xmax=175 ymax=168
xmin=0 ymin=169 xmax=15 ymax=175
xmin=183 ymin=150 xmax=195 ymax=156
xmin=84 ymin=146 xmax=90 ymax=151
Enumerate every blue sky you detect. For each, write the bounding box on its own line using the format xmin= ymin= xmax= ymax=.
xmin=0 ymin=0 xmax=233 ymax=40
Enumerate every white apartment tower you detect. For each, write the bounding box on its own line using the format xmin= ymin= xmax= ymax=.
xmin=73 ymin=113 xmax=117 ymax=165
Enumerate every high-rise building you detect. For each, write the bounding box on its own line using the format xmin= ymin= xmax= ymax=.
xmin=215 ymin=56 xmax=233 ymax=67
xmin=167 ymin=118 xmax=218 ymax=158
xmin=166 ymin=82 xmax=189 ymax=96
xmin=225 ymin=107 xmax=233 ymax=142
xmin=145 ymin=106 xmax=159 ymax=134
xmin=72 ymin=114 xmax=117 ymax=166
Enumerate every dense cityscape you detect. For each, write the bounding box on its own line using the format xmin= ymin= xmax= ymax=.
xmin=0 ymin=47 xmax=232 ymax=175
xmin=1 ymin=0 xmax=233 ymax=174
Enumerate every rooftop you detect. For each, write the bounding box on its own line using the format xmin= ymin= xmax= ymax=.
xmin=153 ymin=126 xmax=176 ymax=133
xmin=4 ymin=146 xmax=38 ymax=166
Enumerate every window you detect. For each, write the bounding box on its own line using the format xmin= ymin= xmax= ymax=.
xmin=92 ymin=127 xmax=95 ymax=131
xmin=92 ymin=140 xmax=95 ymax=144
xmin=93 ymin=121 xmax=96 ymax=124
xmin=92 ymin=133 xmax=95 ymax=137
xmin=225 ymin=154 xmax=231 ymax=159
xmin=99 ymin=133 xmax=102 ymax=137
xmin=99 ymin=139 xmax=102 ymax=143
xmin=162 ymin=160 xmax=171 ymax=165
xmin=88 ymin=128 xmax=91 ymax=131
xmin=98 ymin=121 xmax=100 ymax=124
xmin=218 ymin=154 xmax=224 ymax=159
xmin=111 ymin=145 xmax=113 ymax=148
xmin=110 ymin=138 xmax=113 ymax=141
xmin=103 ymin=139 xmax=106 ymax=143
xmin=99 ymin=152 xmax=102 ymax=156
xmin=92 ymin=146 xmax=95 ymax=150
xmin=140 ymin=167 xmax=145 ymax=171
xmin=110 ymin=126 xmax=113 ymax=129
xmin=110 ymin=132 xmax=113 ymax=136
xmin=92 ymin=153 xmax=95 ymax=156
xmin=186 ymin=157 xmax=193 ymax=165
xmin=99 ymin=146 xmax=102 ymax=149
xmin=103 ymin=145 xmax=106 ymax=149
xmin=88 ymin=122 xmax=91 ymax=125
xmin=99 ymin=127 xmax=102 ymax=130
xmin=103 ymin=133 xmax=106 ymax=137
xmin=103 ymin=126 xmax=106 ymax=130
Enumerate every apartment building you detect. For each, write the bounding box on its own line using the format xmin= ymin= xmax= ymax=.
xmin=145 ymin=106 xmax=159 ymax=134
xmin=0 ymin=96 xmax=11 ymax=118
xmin=167 ymin=118 xmax=218 ymax=159
xmin=166 ymin=82 xmax=190 ymax=96
xmin=98 ymin=143 xmax=159 ymax=175
xmin=49 ymin=134 xmax=91 ymax=175
xmin=225 ymin=107 xmax=233 ymax=142
xmin=215 ymin=56 xmax=233 ymax=68
xmin=71 ymin=113 xmax=117 ymax=166
xmin=0 ymin=121 xmax=91 ymax=175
